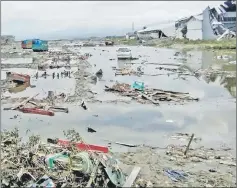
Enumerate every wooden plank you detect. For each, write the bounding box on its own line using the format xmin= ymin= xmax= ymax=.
xmin=86 ymin=160 xmax=99 ymax=187
xmin=10 ymin=93 xmax=39 ymax=110
xmin=141 ymin=93 xmax=159 ymax=105
xmin=184 ymin=133 xmax=194 ymax=155
xmin=103 ymin=139 xmax=138 ymax=147
xmin=123 ymin=166 xmax=141 ymax=187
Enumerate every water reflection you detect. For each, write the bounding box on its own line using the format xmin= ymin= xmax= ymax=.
xmin=2 ymin=46 xmax=236 ymax=151
xmin=221 ymin=76 xmax=236 ymax=98
xmin=182 ymin=50 xmax=236 ymax=98
xmin=117 ymin=59 xmax=127 ymax=69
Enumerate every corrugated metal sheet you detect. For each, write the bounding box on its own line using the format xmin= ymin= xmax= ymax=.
xmin=32 ymin=39 xmax=48 ymax=51
xmin=193 ymin=14 xmax=203 ymax=21
xmin=21 ymin=40 xmax=33 ymax=49
xmin=137 ymin=22 xmax=175 ymax=33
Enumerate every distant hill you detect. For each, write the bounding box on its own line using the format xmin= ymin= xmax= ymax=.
xmin=32 ymin=27 xmax=134 ymax=41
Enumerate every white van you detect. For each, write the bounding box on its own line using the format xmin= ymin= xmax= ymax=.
xmin=116 ymin=47 xmax=132 ymax=59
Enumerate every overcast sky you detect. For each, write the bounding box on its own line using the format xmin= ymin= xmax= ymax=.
xmin=2 ymin=1 xmax=222 ymax=40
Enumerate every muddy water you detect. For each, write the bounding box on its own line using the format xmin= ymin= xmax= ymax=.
xmin=1 ymin=46 xmax=236 ymax=153
xmin=2 ymin=67 xmax=77 ymax=99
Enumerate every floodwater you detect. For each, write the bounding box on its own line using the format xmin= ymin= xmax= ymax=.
xmin=1 ymin=67 xmax=77 ymax=99
xmin=1 ymin=46 xmax=236 ymax=153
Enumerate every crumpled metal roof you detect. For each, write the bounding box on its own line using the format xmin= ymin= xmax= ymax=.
xmin=137 ymin=22 xmax=175 ymax=33
xmin=192 ymin=13 xmax=203 ymax=21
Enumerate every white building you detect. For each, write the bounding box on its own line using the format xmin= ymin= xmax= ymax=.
xmin=175 ymin=0 xmax=236 ymax=40
xmin=137 ymin=22 xmax=176 ymax=39
xmin=175 ymin=7 xmax=220 ymax=40
xmin=125 ymin=32 xmax=137 ymax=39
xmin=179 ymin=14 xmax=203 ymax=40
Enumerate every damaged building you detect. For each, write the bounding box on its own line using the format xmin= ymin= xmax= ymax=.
xmin=137 ymin=0 xmax=236 ymax=41
xmin=125 ymin=32 xmax=137 ymax=39
xmin=175 ymin=0 xmax=236 ymax=40
xmin=136 ymin=23 xmax=176 ymax=40
xmin=214 ymin=0 xmax=236 ymax=32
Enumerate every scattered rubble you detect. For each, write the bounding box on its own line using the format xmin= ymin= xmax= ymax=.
xmin=118 ymin=145 xmax=236 ymax=187
xmin=1 ymin=128 xmax=142 ymax=187
xmin=3 ymin=92 xmax=68 ymax=116
xmin=1 ymin=41 xmax=236 ymax=187
xmin=105 ymin=83 xmax=199 ymax=105
xmin=2 ymin=128 xmax=235 ymax=187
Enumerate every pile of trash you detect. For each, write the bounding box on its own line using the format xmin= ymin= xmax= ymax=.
xmin=1 ymin=128 xmax=135 ymax=187
xmin=3 ymin=92 xmax=69 ymax=116
xmin=105 ymin=82 xmax=199 ymax=105
xmin=112 ymin=67 xmax=142 ymax=76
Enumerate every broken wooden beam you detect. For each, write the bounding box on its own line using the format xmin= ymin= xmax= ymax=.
xmin=7 ymin=93 xmax=39 ymax=110
xmin=184 ymin=133 xmax=194 ymax=155
xmin=141 ymin=93 xmax=160 ymax=105
xmin=48 ymin=106 xmax=69 ymax=113
xmin=123 ymin=166 xmax=141 ymax=187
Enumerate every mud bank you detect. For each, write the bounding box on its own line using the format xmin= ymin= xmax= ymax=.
xmin=116 ymin=145 xmax=236 ymax=187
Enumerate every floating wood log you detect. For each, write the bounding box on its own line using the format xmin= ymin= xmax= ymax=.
xmin=12 ymin=93 xmax=39 ymax=110
xmin=141 ymin=93 xmax=160 ymax=105
xmin=152 ymin=89 xmax=189 ymax=95
xmin=103 ymin=139 xmax=138 ymax=147
xmin=28 ymin=100 xmax=44 ymax=108
xmin=48 ymin=106 xmax=69 ymax=113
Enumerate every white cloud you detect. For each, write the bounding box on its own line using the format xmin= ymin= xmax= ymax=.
xmin=1 ymin=1 xmax=222 ymax=39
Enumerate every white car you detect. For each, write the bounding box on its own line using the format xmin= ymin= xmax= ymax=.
xmin=116 ymin=47 xmax=132 ymax=59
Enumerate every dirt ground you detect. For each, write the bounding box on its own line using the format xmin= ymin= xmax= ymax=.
xmin=115 ymin=145 xmax=236 ymax=187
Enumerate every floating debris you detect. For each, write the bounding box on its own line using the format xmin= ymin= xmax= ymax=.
xmin=105 ymin=83 xmax=199 ymax=105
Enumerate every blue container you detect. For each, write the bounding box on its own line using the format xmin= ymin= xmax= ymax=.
xmin=132 ymin=81 xmax=145 ymax=91
xmin=32 ymin=39 xmax=48 ymax=52
xmin=22 ymin=39 xmax=32 ymax=49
